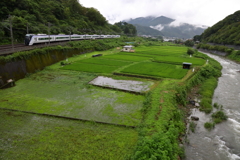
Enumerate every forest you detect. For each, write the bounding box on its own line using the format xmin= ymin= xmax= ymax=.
xmin=0 ymin=0 xmax=137 ymax=44
xmin=195 ymin=10 xmax=240 ymax=45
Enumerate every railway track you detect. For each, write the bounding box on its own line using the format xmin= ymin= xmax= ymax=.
xmin=0 ymin=41 xmax=69 ymax=56
xmin=0 ymin=44 xmax=25 ymax=50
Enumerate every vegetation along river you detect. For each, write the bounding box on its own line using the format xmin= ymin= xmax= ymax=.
xmin=185 ymin=51 xmax=240 ymax=160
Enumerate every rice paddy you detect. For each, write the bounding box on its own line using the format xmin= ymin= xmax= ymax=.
xmin=120 ymin=62 xmax=188 ymax=79
xmin=0 ymin=110 xmax=138 ymax=160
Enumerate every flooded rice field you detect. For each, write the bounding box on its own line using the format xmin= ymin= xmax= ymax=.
xmin=89 ymin=76 xmax=154 ymax=93
xmin=185 ymin=52 xmax=240 ymax=160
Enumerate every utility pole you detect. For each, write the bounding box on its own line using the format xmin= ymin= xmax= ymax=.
xmin=9 ymin=15 xmax=14 ymax=51
xmin=26 ymin=22 xmax=29 ymax=34
xmin=3 ymin=16 xmax=14 ymax=50
xmin=48 ymin=22 xmax=50 ymax=45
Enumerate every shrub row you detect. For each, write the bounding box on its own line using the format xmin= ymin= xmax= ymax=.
xmin=197 ymin=43 xmax=234 ymax=54
xmin=132 ymin=50 xmax=222 ymax=159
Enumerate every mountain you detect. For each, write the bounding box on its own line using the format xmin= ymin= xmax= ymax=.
xmin=134 ymin=24 xmax=163 ymax=36
xmin=125 ymin=16 xmax=206 ymax=39
xmin=0 ymin=0 xmax=119 ymax=44
xmin=200 ymin=10 xmax=240 ymax=45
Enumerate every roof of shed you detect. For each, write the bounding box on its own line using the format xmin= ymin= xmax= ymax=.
xmin=183 ymin=62 xmax=192 ymax=65
xmin=123 ymin=45 xmax=133 ymax=48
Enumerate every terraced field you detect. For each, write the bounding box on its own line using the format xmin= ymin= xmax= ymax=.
xmin=0 ymin=45 xmax=207 ymax=159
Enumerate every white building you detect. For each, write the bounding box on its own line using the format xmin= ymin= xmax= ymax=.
xmin=122 ymin=45 xmax=135 ymax=52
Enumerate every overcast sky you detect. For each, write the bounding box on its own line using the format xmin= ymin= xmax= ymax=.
xmin=79 ymin=0 xmax=239 ymax=27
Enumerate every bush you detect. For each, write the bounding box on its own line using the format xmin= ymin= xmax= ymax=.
xmin=189 ymin=121 xmax=197 ymax=132
xmin=225 ymin=48 xmax=234 ymax=54
xmin=184 ymin=40 xmax=194 ymax=47
xmin=236 ymin=50 xmax=240 ymax=55
xmin=204 ymin=122 xmax=215 ymax=130
xmin=187 ymin=48 xmax=195 ymax=55
xmin=212 ymin=111 xmax=228 ymax=123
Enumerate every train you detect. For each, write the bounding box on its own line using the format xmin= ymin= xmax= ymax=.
xmin=24 ymin=34 xmax=120 ymax=46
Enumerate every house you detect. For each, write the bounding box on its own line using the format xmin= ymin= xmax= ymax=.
xmin=122 ymin=45 xmax=135 ymax=52
xmin=182 ymin=62 xmax=192 ymax=69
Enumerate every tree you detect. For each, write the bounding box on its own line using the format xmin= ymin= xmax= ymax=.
xmin=187 ymin=48 xmax=195 ymax=55
xmin=184 ymin=40 xmax=194 ymax=47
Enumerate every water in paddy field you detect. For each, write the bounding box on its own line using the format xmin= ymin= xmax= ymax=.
xmin=184 ymin=52 xmax=240 ymax=160
xmin=89 ymin=76 xmax=153 ymax=93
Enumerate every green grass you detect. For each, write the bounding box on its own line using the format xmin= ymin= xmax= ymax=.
xmin=120 ymin=62 xmax=188 ymax=79
xmin=61 ymin=63 xmax=120 ymax=73
xmin=0 ymin=110 xmax=138 ymax=160
xmin=0 ymin=70 xmax=144 ymax=126
xmin=76 ymin=57 xmax=133 ymax=66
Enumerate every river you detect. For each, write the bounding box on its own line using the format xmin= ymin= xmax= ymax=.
xmin=184 ymin=52 xmax=240 ymax=160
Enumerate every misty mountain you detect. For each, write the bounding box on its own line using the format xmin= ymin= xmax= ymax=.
xmin=134 ymin=24 xmax=163 ymax=36
xmin=125 ymin=16 xmax=207 ymax=39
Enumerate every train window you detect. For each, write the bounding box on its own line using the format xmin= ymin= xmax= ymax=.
xmin=38 ymin=37 xmax=51 ymax=40
xmin=56 ymin=37 xmax=69 ymax=39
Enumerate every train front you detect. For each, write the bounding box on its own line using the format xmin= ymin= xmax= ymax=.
xmin=24 ymin=34 xmax=35 ymax=45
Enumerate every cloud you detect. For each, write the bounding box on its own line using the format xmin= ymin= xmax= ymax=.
xmin=150 ymin=24 xmax=165 ymax=31
xmin=79 ymin=0 xmax=240 ymax=26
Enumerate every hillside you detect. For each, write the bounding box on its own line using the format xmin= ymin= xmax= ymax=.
xmin=0 ymin=0 xmax=135 ymax=44
xmin=200 ymin=10 xmax=240 ymax=45
xmin=125 ymin=16 xmax=206 ymax=39
xmin=134 ymin=24 xmax=163 ymax=36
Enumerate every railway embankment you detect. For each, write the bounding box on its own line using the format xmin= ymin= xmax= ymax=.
xmin=0 ymin=38 xmax=126 ymax=86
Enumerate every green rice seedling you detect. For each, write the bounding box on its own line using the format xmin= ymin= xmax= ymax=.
xmin=103 ymin=54 xmax=151 ymax=62
xmin=154 ymin=56 xmax=205 ymax=66
xmin=75 ymin=57 xmax=132 ymax=66
xmin=0 ymin=70 xmax=144 ymax=126
xmin=120 ymin=62 xmax=188 ymax=79
xmin=0 ymin=110 xmax=138 ymax=159
xmin=61 ymin=63 xmax=120 ymax=73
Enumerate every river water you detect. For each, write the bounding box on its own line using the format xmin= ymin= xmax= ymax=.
xmin=184 ymin=52 xmax=240 ymax=160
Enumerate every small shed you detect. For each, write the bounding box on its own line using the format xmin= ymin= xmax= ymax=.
xmin=122 ymin=45 xmax=135 ymax=52
xmin=183 ymin=62 xmax=192 ymax=69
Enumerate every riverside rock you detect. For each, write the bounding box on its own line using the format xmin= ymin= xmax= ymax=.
xmin=191 ymin=116 xmax=199 ymax=121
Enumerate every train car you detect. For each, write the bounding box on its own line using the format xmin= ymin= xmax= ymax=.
xmin=70 ymin=34 xmax=85 ymax=40
xmin=25 ymin=34 xmax=120 ymax=46
xmin=25 ymin=34 xmax=56 ymax=45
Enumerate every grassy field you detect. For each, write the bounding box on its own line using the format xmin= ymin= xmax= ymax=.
xmin=0 ymin=110 xmax=138 ymax=160
xmin=120 ymin=62 xmax=188 ymax=79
